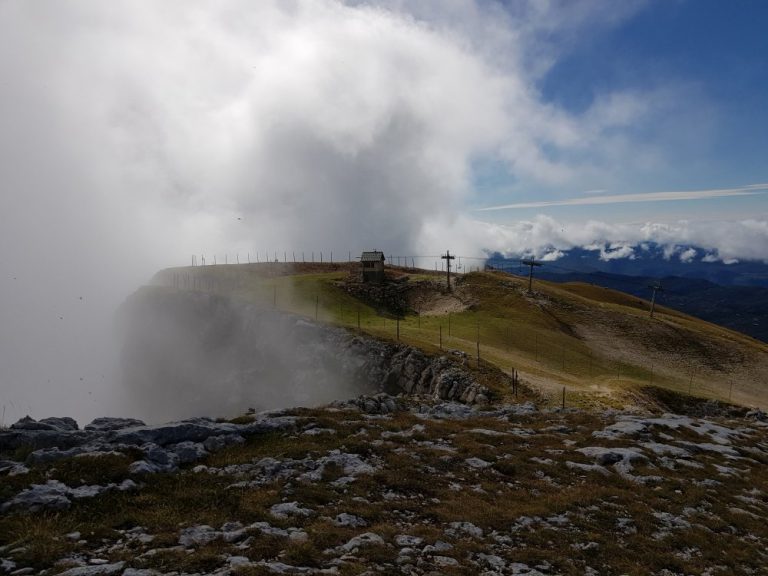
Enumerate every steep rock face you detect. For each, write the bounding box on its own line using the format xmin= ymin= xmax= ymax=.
xmin=118 ymin=288 xmax=488 ymax=422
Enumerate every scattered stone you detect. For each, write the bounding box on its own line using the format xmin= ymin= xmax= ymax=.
xmin=270 ymin=501 xmax=313 ymax=520
xmin=55 ymin=562 xmax=125 ymax=576
xmin=336 ymin=532 xmax=385 ymax=553
xmin=84 ymin=418 xmax=145 ymax=432
xmin=446 ymin=521 xmax=484 ymax=539
xmin=395 ymin=535 xmax=424 ymax=547
xmin=465 ymin=457 xmax=492 ymax=469
xmin=334 ymin=513 xmax=368 ymax=528
xmin=170 ymin=440 xmax=208 ymax=464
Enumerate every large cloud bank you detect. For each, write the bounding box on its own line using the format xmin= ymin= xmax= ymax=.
xmin=440 ymin=215 xmax=768 ymax=264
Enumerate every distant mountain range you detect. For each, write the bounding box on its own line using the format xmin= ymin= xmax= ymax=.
xmin=486 ymin=244 xmax=768 ymax=342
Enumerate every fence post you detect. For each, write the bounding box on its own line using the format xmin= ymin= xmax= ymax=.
xmin=476 ymin=323 xmax=480 ymax=368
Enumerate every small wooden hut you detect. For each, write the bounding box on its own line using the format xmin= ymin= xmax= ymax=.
xmin=360 ymin=251 xmax=386 ymax=283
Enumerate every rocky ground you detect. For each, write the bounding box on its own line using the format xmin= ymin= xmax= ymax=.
xmin=2 ymin=394 xmax=768 ymax=575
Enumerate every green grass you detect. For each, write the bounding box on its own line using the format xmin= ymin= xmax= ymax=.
xmin=151 ymin=264 xmax=768 ymax=410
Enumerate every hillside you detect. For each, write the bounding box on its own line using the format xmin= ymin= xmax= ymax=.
xmin=152 ymin=262 xmax=768 ymax=411
xmin=2 ymin=262 xmax=768 ymax=575
xmin=534 ymin=270 xmax=768 ymax=344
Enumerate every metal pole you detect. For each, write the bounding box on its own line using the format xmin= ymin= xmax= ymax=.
xmin=476 ymin=323 xmax=480 ymax=368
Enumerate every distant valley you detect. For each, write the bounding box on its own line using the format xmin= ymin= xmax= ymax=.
xmin=487 ymin=244 xmax=768 ymax=343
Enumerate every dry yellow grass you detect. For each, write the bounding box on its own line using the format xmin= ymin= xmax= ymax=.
xmin=155 ymin=263 xmax=768 ymax=410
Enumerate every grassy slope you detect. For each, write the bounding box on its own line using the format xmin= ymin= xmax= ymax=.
xmin=153 ymin=263 xmax=768 ymax=410
xmin=2 ymin=265 xmax=768 ymax=574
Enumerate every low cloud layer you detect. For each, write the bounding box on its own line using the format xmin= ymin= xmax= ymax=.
xmin=447 ymin=215 xmax=768 ymax=264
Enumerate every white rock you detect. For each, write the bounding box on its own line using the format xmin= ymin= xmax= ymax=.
xmin=395 ymin=535 xmax=424 ymax=547
xmin=337 ymin=532 xmax=385 ymax=553
xmin=270 ymin=501 xmax=313 ymax=520
xmin=446 ymin=521 xmax=483 ymax=539
xmin=333 ymin=513 xmax=368 ymax=528
xmin=56 ymin=562 xmax=125 ymax=576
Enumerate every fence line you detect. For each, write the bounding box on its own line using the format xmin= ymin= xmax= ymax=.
xmin=166 ymin=255 xmax=745 ymax=406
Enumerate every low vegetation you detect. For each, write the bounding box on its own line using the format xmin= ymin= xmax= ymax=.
xmin=155 ymin=262 xmax=768 ymax=410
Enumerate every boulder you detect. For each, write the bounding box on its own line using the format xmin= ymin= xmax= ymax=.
xmin=85 ymin=417 xmax=146 ymax=432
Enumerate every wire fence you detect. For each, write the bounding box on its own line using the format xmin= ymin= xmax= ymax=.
xmin=157 ymin=265 xmax=745 ymax=407
xmin=185 ymin=251 xmax=491 ymax=273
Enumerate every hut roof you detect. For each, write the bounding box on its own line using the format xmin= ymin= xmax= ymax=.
xmin=360 ymin=251 xmax=385 ymax=263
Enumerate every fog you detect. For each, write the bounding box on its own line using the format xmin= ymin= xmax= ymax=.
xmin=1 ymin=1 xmax=764 ymax=425
xmin=0 ymin=1 xmax=513 ymax=425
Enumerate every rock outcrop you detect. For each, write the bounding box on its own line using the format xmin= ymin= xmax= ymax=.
xmin=119 ymin=288 xmax=491 ymax=422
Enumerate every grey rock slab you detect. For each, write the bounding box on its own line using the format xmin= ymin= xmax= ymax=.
xmin=110 ymin=420 xmax=241 ymax=446
xmin=477 ymin=553 xmax=506 ymax=570
xmin=395 ymin=535 xmax=424 ymax=547
xmin=446 ymin=521 xmax=483 ymax=539
xmin=38 ymin=417 xmax=79 ymax=431
xmin=203 ymin=433 xmax=245 ymax=452
xmin=334 ymin=513 xmax=368 ymax=528
xmin=674 ymin=441 xmax=740 ymax=458
xmin=465 ymin=457 xmax=492 ymax=469
xmin=1 ymin=480 xmax=73 ymax=513
xmin=1 ymin=478 xmax=137 ymax=513
xmin=640 ymin=442 xmax=691 ymax=457
xmin=576 ymin=447 xmax=647 ymax=471
xmin=170 ymin=441 xmax=208 ymax=464
xmin=270 ymin=501 xmax=313 ymax=520
xmin=254 ymin=561 xmax=315 ymax=574
xmin=336 ymin=532 xmax=385 ymax=553
xmin=298 ymin=450 xmax=376 ymax=482
xmin=433 ymin=556 xmax=459 ymax=567
xmin=10 ymin=415 xmax=76 ymax=431
xmin=178 ymin=525 xmax=219 ymax=547
xmin=248 ymin=522 xmax=290 ymax=538
xmin=27 ymin=446 xmax=123 ymax=466
xmin=55 ymin=562 xmax=125 ymax=576
xmin=128 ymin=460 xmax=159 ymax=475
xmin=592 ymin=419 xmax=648 ymax=439
xmin=422 ymin=540 xmax=453 ymax=554
xmin=84 ymin=418 xmax=145 ymax=432
xmin=302 ymin=428 xmax=336 ymax=436
xmin=467 ymin=428 xmax=507 ymax=437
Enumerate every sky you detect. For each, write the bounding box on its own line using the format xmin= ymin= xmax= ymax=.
xmin=0 ymin=0 xmax=767 ymax=424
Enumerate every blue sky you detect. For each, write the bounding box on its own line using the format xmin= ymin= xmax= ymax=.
xmin=472 ymin=0 xmax=768 ymax=225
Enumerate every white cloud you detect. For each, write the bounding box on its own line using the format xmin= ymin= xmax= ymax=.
xmin=435 ymin=215 xmax=768 ymax=264
xmin=679 ymin=248 xmax=697 ymax=263
xmin=476 ymin=184 xmax=768 ymax=211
